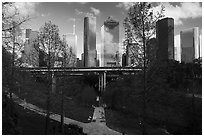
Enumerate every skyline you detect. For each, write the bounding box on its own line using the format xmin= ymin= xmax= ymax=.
xmin=11 ymin=2 xmax=202 ymax=59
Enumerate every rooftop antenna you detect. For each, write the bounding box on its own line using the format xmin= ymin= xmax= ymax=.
xmin=73 ymin=18 xmax=76 ymax=35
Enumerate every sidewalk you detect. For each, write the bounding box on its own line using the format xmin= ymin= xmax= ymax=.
xmin=9 ymin=93 xmax=121 ymax=135
xmin=84 ymin=106 xmax=120 ymax=135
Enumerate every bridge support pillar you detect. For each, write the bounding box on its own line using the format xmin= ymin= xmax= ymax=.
xmin=51 ymin=72 xmax=56 ymax=93
xmin=98 ymin=72 xmax=106 ymax=92
xmin=103 ymin=72 xmax=106 ymax=91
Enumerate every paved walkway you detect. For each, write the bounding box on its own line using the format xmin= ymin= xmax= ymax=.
xmin=83 ymin=106 xmax=120 ymax=135
xmin=8 ymin=93 xmax=121 ymax=135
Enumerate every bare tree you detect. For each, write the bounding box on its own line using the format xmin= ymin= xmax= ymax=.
xmin=60 ymin=36 xmax=77 ymax=67
xmin=36 ymin=21 xmax=61 ymax=134
xmin=123 ymin=2 xmax=165 ymax=134
xmin=2 ymin=2 xmax=31 ymax=98
xmin=123 ymin=2 xmax=164 ymax=67
xmin=2 ymin=2 xmax=30 ymax=49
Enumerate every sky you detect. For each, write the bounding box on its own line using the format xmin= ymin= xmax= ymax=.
xmin=13 ymin=2 xmax=202 ymax=59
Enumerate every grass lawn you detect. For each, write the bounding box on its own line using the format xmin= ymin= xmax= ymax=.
xmin=12 ymin=76 xmax=94 ymax=123
xmin=105 ymin=109 xmax=173 ymax=135
xmin=105 ymin=109 xmax=142 ymax=135
xmin=14 ymin=104 xmax=86 ymax=135
xmin=105 ymin=97 xmax=202 ymax=135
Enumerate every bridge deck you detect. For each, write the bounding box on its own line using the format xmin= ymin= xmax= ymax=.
xmin=20 ymin=67 xmax=143 ymax=73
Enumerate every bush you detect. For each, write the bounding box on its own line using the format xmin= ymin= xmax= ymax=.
xmin=65 ymin=124 xmax=86 ymax=135
xmin=80 ymin=86 xmax=97 ymax=106
xmin=2 ymin=92 xmax=20 ymax=135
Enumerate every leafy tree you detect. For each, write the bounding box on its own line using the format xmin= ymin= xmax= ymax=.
xmin=123 ymin=2 xmax=165 ymax=134
xmin=2 ymin=2 xmax=30 ymax=63
xmin=2 ymin=3 xmax=32 ymax=134
xmin=2 ymin=92 xmax=20 ymax=135
xmin=60 ymin=37 xmax=77 ymax=67
xmin=35 ymin=21 xmax=62 ymax=134
xmin=37 ymin=21 xmax=61 ymax=67
xmin=81 ymin=86 xmax=96 ymax=106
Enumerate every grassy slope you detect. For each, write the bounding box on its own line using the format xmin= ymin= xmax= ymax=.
xmin=15 ymin=104 xmax=85 ymax=135
xmin=105 ymin=97 xmax=202 ymax=135
xmin=13 ymin=76 xmax=94 ymax=123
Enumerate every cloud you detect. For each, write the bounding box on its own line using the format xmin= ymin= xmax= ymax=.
xmin=14 ymin=2 xmax=38 ymax=16
xmin=75 ymin=9 xmax=93 ymax=17
xmin=75 ymin=9 xmax=84 ymax=15
xmin=104 ymin=31 xmax=113 ymax=44
xmin=116 ymin=2 xmax=135 ymax=10
xmin=152 ymin=2 xmax=202 ymax=25
xmin=90 ymin=7 xmax=100 ymax=16
xmin=41 ymin=13 xmax=50 ymax=17
xmin=75 ymin=8 xmax=100 ymax=17
xmin=79 ymin=2 xmax=87 ymax=4
xmin=68 ymin=17 xmax=76 ymax=22
xmin=117 ymin=2 xmax=202 ymax=25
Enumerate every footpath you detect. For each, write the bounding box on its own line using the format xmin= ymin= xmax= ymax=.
xmin=9 ymin=93 xmax=121 ymax=135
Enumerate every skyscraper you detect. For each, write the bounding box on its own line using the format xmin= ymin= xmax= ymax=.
xmin=101 ymin=17 xmax=120 ymax=67
xmin=156 ymin=17 xmax=174 ymax=61
xmin=84 ymin=16 xmax=97 ymax=67
xmin=81 ymin=53 xmax=84 ymax=67
xmin=61 ymin=34 xmax=77 ymax=67
xmin=180 ymin=27 xmax=200 ymax=63
xmin=174 ymin=35 xmax=181 ymax=62
xmin=63 ymin=19 xmax=77 ymax=59
xmin=199 ymin=33 xmax=202 ymax=59
xmin=22 ymin=29 xmax=39 ymax=67
xmin=122 ymin=53 xmax=127 ymax=67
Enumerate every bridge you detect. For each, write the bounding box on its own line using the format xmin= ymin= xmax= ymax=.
xmin=20 ymin=67 xmax=143 ymax=93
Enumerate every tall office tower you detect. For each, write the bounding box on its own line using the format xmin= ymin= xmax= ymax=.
xmin=64 ymin=33 xmax=77 ymax=57
xmin=62 ymin=34 xmax=77 ymax=67
xmin=174 ymin=35 xmax=181 ymax=62
xmin=81 ymin=53 xmax=84 ymax=67
xmin=156 ymin=17 xmax=174 ymax=61
xmin=84 ymin=16 xmax=97 ymax=67
xmin=180 ymin=27 xmax=200 ymax=63
xmin=101 ymin=17 xmax=120 ymax=67
xmin=22 ymin=29 xmax=39 ymax=67
xmin=96 ymin=54 xmax=100 ymax=67
xmin=122 ymin=53 xmax=127 ymax=67
xmin=199 ymin=33 xmax=202 ymax=59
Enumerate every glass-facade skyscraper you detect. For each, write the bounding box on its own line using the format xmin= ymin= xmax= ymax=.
xmin=101 ymin=17 xmax=120 ymax=67
xmin=22 ymin=29 xmax=39 ymax=67
xmin=84 ymin=16 xmax=97 ymax=67
xmin=156 ymin=17 xmax=174 ymax=61
xmin=180 ymin=27 xmax=201 ymax=63
xmin=64 ymin=33 xmax=77 ymax=58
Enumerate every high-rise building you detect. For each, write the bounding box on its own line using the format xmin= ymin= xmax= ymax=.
xmin=84 ymin=16 xmax=97 ymax=67
xmin=174 ymin=35 xmax=181 ymax=62
xmin=81 ymin=53 xmax=84 ymax=67
xmin=22 ymin=29 xmax=39 ymax=67
xmin=63 ymin=33 xmax=77 ymax=57
xmin=199 ymin=33 xmax=202 ymax=59
xmin=101 ymin=17 xmax=120 ymax=67
xmin=122 ymin=53 xmax=127 ymax=67
xmin=96 ymin=54 xmax=100 ymax=67
xmin=62 ymin=33 xmax=77 ymax=67
xmin=156 ymin=17 xmax=174 ymax=61
xmin=180 ymin=27 xmax=201 ymax=63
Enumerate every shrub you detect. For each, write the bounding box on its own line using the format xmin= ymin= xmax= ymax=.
xmin=80 ymin=86 xmax=97 ymax=106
